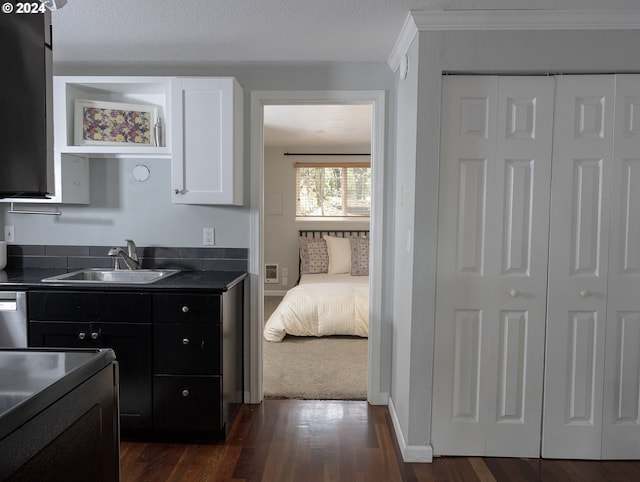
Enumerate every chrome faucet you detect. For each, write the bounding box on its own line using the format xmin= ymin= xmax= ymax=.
xmin=108 ymin=239 xmax=139 ymax=270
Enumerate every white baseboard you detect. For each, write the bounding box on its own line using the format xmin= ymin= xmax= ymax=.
xmin=388 ymin=396 xmax=433 ymax=463
xmin=264 ymin=289 xmax=288 ymax=296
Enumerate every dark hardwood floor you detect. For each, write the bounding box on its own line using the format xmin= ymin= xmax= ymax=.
xmin=120 ymin=400 xmax=640 ymax=482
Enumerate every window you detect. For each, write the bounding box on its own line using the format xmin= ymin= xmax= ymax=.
xmin=295 ymin=162 xmax=371 ymax=218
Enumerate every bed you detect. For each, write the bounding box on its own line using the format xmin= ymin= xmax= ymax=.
xmin=263 ymin=230 xmax=370 ymax=342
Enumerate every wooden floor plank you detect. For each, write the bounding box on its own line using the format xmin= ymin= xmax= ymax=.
xmin=120 ymin=400 xmax=640 ymax=482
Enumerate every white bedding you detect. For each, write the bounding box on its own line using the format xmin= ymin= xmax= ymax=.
xmin=263 ymin=273 xmax=369 ymax=342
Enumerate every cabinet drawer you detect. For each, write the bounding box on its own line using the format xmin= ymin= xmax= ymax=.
xmin=153 ymin=294 xmax=220 ymax=323
xmin=153 ymin=324 xmax=221 ymax=375
xmin=28 ymin=291 xmax=152 ymax=322
xmin=153 ymin=375 xmax=222 ymax=431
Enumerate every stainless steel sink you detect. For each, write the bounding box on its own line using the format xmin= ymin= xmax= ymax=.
xmin=42 ymin=269 xmax=180 ymax=284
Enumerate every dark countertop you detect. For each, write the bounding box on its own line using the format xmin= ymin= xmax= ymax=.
xmin=0 ymin=348 xmax=116 ymax=441
xmin=0 ymin=268 xmax=247 ymax=293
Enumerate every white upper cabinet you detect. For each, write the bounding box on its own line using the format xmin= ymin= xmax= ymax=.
xmin=47 ymin=75 xmax=243 ymax=206
xmin=170 ymin=77 xmax=243 ymax=205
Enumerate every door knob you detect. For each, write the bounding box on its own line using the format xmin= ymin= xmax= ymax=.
xmin=509 ymin=289 xmax=519 ymax=298
xmin=90 ymin=332 xmax=99 ymax=340
xmin=182 ymin=389 xmax=190 ymax=397
xmin=181 ymin=305 xmax=189 ymax=313
xmin=78 ymin=332 xmax=86 ymax=340
xmin=182 ymin=338 xmax=190 ymax=345
xmin=580 ymin=289 xmax=591 ymax=298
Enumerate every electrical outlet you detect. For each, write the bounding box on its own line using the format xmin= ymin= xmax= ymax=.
xmin=4 ymin=226 xmax=15 ymax=243
xmin=203 ymin=227 xmax=215 ymax=246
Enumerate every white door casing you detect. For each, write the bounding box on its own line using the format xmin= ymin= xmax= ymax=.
xmin=542 ymin=75 xmax=615 ymax=459
xmin=433 ymin=76 xmax=554 ymax=457
xmin=248 ymin=90 xmax=386 ymax=405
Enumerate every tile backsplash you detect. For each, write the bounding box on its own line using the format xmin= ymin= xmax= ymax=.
xmin=6 ymin=245 xmax=248 ymax=272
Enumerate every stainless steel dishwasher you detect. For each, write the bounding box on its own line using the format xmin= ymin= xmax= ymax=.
xmin=0 ymin=292 xmax=27 ymax=348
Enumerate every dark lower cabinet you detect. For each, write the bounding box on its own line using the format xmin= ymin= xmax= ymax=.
xmin=29 ymin=320 xmax=152 ymax=431
xmin=26 ymin=281 xmax=244 ymax=440
xmin=0 ymin=350 xmax=119 ymax=482
xmin=151 ymin=287 xmax=243 ymax=438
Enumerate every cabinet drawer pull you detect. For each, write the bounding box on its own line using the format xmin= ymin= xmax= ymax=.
xmin=182 ymin=389 xmax=190 ymax=397
xmin=91 ymin=332 xmax=99 ymax=340
xmin=182 ymin=338 xmax=190 ymax=345
xmin=78 ymin=332 xmax=86 ymax=340
xmin=181 ymin=305 xmax=189 ymax=313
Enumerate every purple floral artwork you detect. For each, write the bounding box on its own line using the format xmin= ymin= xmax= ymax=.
xmin=81 ymin=106 xmax=152 ymax=144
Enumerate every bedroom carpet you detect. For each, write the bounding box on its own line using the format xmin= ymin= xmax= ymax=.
xmin=263 ymin=296 xmax=368 ymax=400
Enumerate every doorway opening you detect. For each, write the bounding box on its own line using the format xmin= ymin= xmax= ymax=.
xmin=262 ymin=104 xmax=371 ymax=399
xmin=248 ymin=90 xmax=385 ymax=404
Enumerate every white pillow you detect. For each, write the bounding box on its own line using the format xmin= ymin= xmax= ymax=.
xmin=324 ymin=235 xmax=352 ymax=274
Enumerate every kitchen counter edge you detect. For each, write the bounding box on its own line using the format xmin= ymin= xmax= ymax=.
xmin=0 ymin=269 xmax=248 ymax=293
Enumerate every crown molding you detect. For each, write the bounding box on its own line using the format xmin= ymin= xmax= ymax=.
xmin=388 ymin=9 xmax=640 ymax=72
xmin=388 ymin=12 xmax=418 ymax=73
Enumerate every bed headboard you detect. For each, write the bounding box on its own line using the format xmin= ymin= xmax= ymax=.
xmin=297 ymin=230 xmax=369 ymax=283
xmin=298 ymin=229 xmax=369 ymax=238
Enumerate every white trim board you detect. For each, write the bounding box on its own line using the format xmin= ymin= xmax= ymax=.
xmin=388 ymin=397 xmax=433 ymax=463
xmin=249 ymin=90 xmax=386 ymax=405
xmin=264 ymin=289 xmax=287 ymax=297
xmin=388 ymin=9 xmax=640 ymax=72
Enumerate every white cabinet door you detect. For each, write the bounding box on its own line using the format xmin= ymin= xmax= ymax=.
xmin=602 ymin=74 xmax=640 ymax=459
xmin=433 ymin=76 xmax=554 ymax=457
xmin=171 ymin=77 xmax=243 ymax=205
xmin=542 ymin=75 xmax=615 ymax=459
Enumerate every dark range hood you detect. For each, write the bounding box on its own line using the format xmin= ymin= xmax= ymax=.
xmin=0 ymin=13 xmax=51 ymax=199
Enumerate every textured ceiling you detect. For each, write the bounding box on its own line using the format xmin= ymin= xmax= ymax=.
xmin=50 ymin=0 xmax=639 ymax=64
xmin=49 ymin=0 xmax=639 ymax=147
xmin=264 ymin=105 xmax=372 ymax=149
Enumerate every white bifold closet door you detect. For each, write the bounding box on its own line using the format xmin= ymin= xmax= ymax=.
xmin=543 ymin=74 xmax=640 ymax=459
xmin=432 ymin=76 xmax=555 ymax=457
xmin=434 ymin=74 xmax=640 ymax=460
xmin=542 ymin=75 xmax=615 ymax=459
xmin=603 ymin=75 xmax=640 ymax=459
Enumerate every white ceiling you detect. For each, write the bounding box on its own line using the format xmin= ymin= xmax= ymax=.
xmin=49 ymin=0 xmax=639 ymax=147
xmin=49 ymin=0 xmax=639 ymax=64
xmin=263 ymin=105 xmax=372 ymax=149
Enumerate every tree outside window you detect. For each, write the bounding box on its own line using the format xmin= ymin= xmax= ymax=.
xmin=295 ymin=162 xmax=371 ymax=218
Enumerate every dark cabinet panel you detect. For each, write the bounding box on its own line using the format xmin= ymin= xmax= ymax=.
xmin=154 ymin=323 xmax=221 ymax=375
xmin=153 ymin=375 xmax=222 ymax=432
xmin=29 ymin=291 xmax=151 ymax=323
xmin=153 ymin=294 xmax=220 ymax=323
xmin=29 ymin=320 xmax=152 ymax=431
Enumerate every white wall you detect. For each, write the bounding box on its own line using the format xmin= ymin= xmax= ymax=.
xmin=390 ymin=37 xmax=419 ymax=450
xmin=1 ymin=63 xmax=393 ymax=252
xmin=3 ymin=157 xmax=248 ymax=248
xmin=391 ymin=26 xmax=640 ymax=457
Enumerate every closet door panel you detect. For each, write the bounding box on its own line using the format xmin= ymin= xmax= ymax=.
xmin=434 ymin=76 xmax=553 ymax=457
xmin=543 ymin=75 xmax=615 ymax=459
xmin=484 ymin=77 xmax=554 ymax=457
xmin=602 ymin=75 xmax=640 ymax=459
xmin=433 ymin=76 xmax=497 ymax=456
